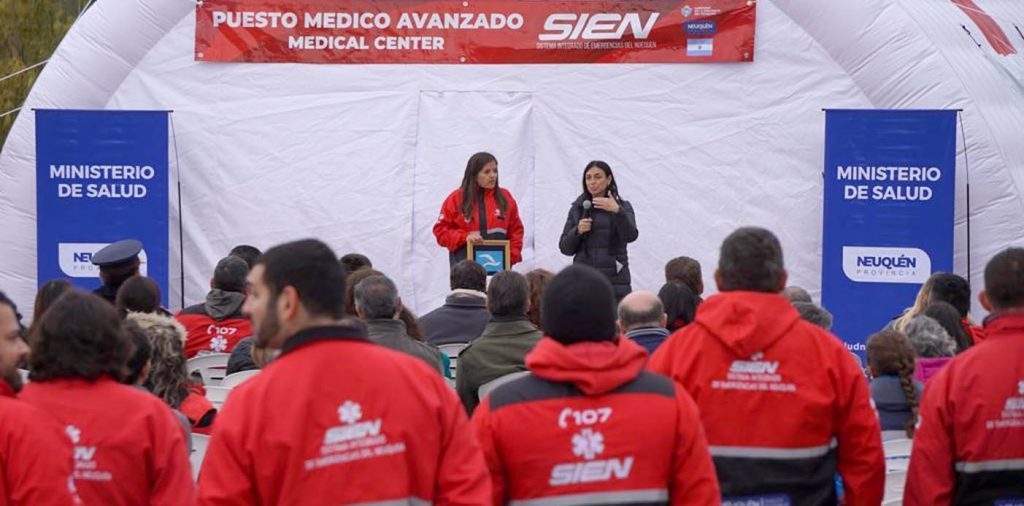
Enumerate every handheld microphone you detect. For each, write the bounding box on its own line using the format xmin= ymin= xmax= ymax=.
xmin=582 ymin=200 xmax=592 ymax=219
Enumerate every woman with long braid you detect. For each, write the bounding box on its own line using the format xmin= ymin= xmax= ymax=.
xmin=866 ymin=330 xmax=922 ymax=439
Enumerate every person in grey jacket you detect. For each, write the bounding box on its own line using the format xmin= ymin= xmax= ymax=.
xmin=354 ymin=274 xmax=445 ymax=375
xmin=455 ymin=271 xmax=542 ymax=415
xmin=558 ymin=161 xmax=638 ymax=301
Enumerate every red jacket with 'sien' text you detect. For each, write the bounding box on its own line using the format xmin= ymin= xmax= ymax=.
xmin=197 ymin=323 xmax=490 ymax=505
xmin=20 ymin=377 xmax=194 ymax=506
xmin=472 ymin=336 xmax=720 ymax=505
xmin=649 ymin=292 xmax=885 ymax=505
xmin=904 ymin=312 xmax=1024 ymax=505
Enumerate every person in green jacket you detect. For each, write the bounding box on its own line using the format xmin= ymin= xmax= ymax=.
xmin=456 ymin=270 xmax=542 ymax=414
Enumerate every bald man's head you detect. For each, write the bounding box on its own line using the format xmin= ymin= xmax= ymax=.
xmin=617 ymin=291 xmax=667 ymax=333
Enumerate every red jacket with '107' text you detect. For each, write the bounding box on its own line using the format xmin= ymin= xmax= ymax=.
xmin=472 ymin=336 xmax=720 ymax=505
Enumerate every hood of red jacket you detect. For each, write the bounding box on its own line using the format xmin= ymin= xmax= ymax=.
xmin=693 ymin=291 xmax=801 ymax=357
xmin=526 ymin=337 xmax=648 ymax=395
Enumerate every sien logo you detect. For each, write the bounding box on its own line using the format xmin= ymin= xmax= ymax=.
xmin=539 ymin=13 xmax=660 ymax=41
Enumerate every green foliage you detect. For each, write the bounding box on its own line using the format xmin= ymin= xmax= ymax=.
xmin=0 ymin=0 xmax=80 ymax=148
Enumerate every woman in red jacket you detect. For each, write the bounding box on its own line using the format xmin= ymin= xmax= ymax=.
xmin=433 ymin=152 xmax=524 ymax=267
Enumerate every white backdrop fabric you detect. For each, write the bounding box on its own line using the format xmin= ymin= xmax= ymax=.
xmin=2 ymin=0 xmax=1023 ymax=319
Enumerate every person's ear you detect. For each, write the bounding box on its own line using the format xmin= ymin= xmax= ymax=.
xmin=980 ymin=291 xmax=993 ymax=312
xmin=394 ymin=298 xmax=404 ymax=319
xmin=714 ymin=269 xmax=724 ymax=291
xmin=660 ymin=313 xmax=668 ymax=328
xmin=279 ymin=286 xmax=300 ymax=321
xmin=778 ymin=270 xmax=789 ymax=292
xmin=209 ymin=277 xmax=215 ymax=289
xmin=617 ymin=320 xmax=626 ymax=334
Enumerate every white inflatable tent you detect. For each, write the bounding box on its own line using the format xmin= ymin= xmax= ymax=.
xmin=2 ymin=0 xmax=1023 ymax=320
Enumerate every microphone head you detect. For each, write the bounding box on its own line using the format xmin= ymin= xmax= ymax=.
xmin=582 ymin=200 xmax=592 ymax=210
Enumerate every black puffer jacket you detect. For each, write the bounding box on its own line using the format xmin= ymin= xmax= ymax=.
xmin=558 ymin=194 xmax=638 ymax=299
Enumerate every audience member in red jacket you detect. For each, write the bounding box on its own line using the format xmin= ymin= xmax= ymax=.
xmin=905 ymin=247 xmax=1024 ymax=504
xmin=649 ymin=227 xmax=885 ymax=505
xmin=20 ymin=290 xmax=194 ymax=506
xmin=0 ymin=291 xmax=78 ymax=506
xmin=177 ymin=255 xmax=253 ymax=358
xmin=472 ymin=265 xmax=720 ymax=505
xmin=197 ymin=239 xmax=489 ymax=505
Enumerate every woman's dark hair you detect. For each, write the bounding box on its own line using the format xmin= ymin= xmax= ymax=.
xmin=923 ymin=301 xmax=973 ymax=353
xmin=29 ymin=290 xmax=131 ymax=382
xmin=115 ymin=276 xmax=163 ymax=317
xmin=866 ymin=330 xmax=919 ymax=438
xmin=400 ymin=307 xmax=427 ymax=342
xmin=526 ymin=268 xmax=555 ymax=331
xmin=459 ymin=152 xmax=507 ymax=218
xmin=33 ymin=279 xmax=72 ymax=323
xmin=581 ymin=160 xmax=621 ymax=201
xmin=658 ymin=281 xmax=698 ymax=332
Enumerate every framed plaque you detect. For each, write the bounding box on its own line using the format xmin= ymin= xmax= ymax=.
xmin=467 ymin=240 xmax=511 ymax=275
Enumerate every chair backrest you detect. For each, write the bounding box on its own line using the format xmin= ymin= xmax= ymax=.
xmin=221 ymin=370 xmax=260 ymax=388
xmin=186 ymin=353 xmax=231 ymax=386
xmin=204 ymin=385 xmax=232 ymax=410
xmin=478 ymin=371 xmax=531 ymax=399
xmin=190 ymin=434 xmax=211 ymax=482
xmin=437 ymin=343 xmax=469 ymax=380
xmin=882 ymin=469 xmax=908 ymax=504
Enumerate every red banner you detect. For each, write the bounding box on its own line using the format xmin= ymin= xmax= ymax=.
xmin=195 ymin=0 xmax=756 ymax=64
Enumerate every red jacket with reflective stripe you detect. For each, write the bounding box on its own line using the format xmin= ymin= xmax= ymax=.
xmin=649 ymin=292 xmax=884 ymax=505
xmin=20 ymin=377 xmax=194 ymax=506
xmin=904 ymin=313 xmax=1024 ymax=505
xmin=472 ymin=337 xmax=720 ymax=505
xmin=0 ymin=382 xmax=77 ymax=506
xmin=433 ymin=187 xmax=524 ymax=265
xmin=197 ymin=324 xmax=490 ymax=505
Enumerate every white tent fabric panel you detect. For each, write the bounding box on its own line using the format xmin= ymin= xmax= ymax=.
xmin=2 ymin=0 xmax=1023 ymax=320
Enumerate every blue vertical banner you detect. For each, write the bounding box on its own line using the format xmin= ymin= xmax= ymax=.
xmin=35 ymin=110 xmax=170 ymax=302
xmin=821 ymin=110 xmax=957 ymax=358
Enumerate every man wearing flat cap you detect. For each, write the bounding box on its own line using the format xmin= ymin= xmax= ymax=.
xmin=90 ymin=239 xmax=143 ymax=304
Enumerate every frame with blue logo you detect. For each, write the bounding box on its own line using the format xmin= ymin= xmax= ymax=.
xmin=468 ymin=240 xmax=511 ymax=275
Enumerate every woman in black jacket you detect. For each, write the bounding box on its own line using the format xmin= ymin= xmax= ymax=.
xmin=558 ymin=161 xmax=638 ymax=300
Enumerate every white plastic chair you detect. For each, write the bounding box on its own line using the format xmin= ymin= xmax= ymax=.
xmin=478 ymin=371 xmax=531 ymax=399
xmin=186 ymin=353 xmax=231 ymax=386
xmin=221 ymin=370 xmax=260 ymax=388
xmin=190 ymin=434 xmax=210 ymax=482
xmin=882 ymin=469 xmax=908 ymax=505
xmin=17 ymin=368 xmax=29 ymax=385
xmin=437 ymin=343 xmax=469 ymax=380
xmin=204 ymin=385 xmax=231 ymax=410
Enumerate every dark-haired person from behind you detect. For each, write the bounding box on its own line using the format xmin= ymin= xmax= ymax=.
xmin=433 ymin=151 xmax=524 ymax=267
xmin=0 ymin=290 xmax=78 ymax=505
xmin=905 ymin=247 xmax=1024 ymax=504
xmin=866 ymin=330 xmax=920 ymax=440
xmin=33 ymin=278 xmax=72 ymax=322
xmin=197 ymin=239 xmax=488 ymax=504
xmin=558 ymin=160 xmax=638 ymax=300
xmin=922 ymin=301 xmax=973 ymax=353
xmin=21 ymin=290 xmax=194 ymax=504
xmin=115 ymin=275 xmax=166 ymax=317
xmin=471 ymin=265 xmax=719 ymax=503
xmin=354 ymin=274 xmax=445 ymax=374
xmin=657 ymin=281 xmax=698 ymax=332
xmin=176 ymin=256 xmax=253 ymax=358
xmin=339 ymin=252 xmax=372 ymax=277
xmin=122 ymin=319 xmax=192 ymax=453
xmin=665 ymin=256 xmax=704 ymax=302
xmin=929 ymin=272 xmax=986 ymax=345
xmin=228 ymin=244 xmax=261 ymax=270
xmin=420 ymin=260 xmax=490 ymax=345
xmin=455 ymin=270 xmax=541 ymax=415
xmin=650 ymin=226 xmax=884 ymax=504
